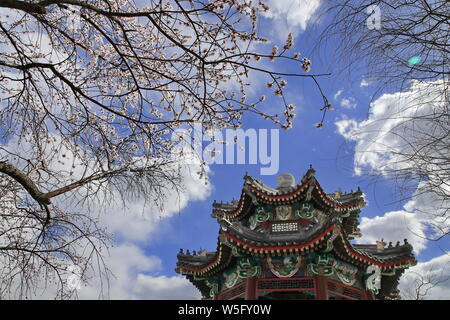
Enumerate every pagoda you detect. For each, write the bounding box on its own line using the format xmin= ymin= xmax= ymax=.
xmin=175 ymin=168 xmax=416 ymax=300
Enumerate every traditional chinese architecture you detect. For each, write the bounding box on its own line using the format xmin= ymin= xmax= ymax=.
xmin=175 ymin=168 xmax=416 ymax=300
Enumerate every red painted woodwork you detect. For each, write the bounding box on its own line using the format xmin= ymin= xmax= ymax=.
xmin=365 ymin=291 xmax=375 ymax=300
xmin=217 ymin=281 xmax=246 ymax=300
xmin=327 ymin=279 xmax=367 ymax=300
xmin=224 ymin=225 xmax=334 ymax=251
xmin=314 ymin=275 xmax=329 ymax=300
xmin=216 ymin=277 xmax=369 ymax=300
xmin=255 ymin=277 xmax=315 ymax=293
xmin=245 ymin=277 xmax=257 ymax=300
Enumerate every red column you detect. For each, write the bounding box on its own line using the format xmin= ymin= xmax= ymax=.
xmin=314 ymin=275 xmax=329 ymax=300
xmin=245 ymin=277 xmax=257 ymax=300
xmin=365 ymin=291 xmax=375 ymax=300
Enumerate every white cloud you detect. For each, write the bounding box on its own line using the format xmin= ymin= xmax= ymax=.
xmin=132 ymin=275 xmax=200 ymax=300
xmin=335 ymin=83 xmax=450 ymax=233
xmin=360 ymin=79 xmax=370 ymax=87
xmin=356 ymin=211 xmax=427 ymax=254
xmin=334 ymin=89 xmax=343 ymax=100
xmin=262 ymin=0 xmax=322 ymax=39
xmin=335 ymin=117 xmax=359 ymax=140
xmin=399 ymin=253 xmax=450 ymax=300
xmin=335 ymin=81 xmax=447 ymax=177
xmin=78 ymin=244 xmax=201 ymax=299
xmin=102 ymin=159 xmax=212 ymax=243
xmin=332 ymin=91 xmax=357 ymax=110
xmin=340 ymin=97 xmax=357 ymax=109
xmin=80 ymin=156 xmax=212 ymax=298
xmin=0 ymin=132 xmax=212 ymax=299
xmin=336 ymin=80 xmax=449 ymax=267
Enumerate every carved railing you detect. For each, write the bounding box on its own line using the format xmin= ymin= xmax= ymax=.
xmin=327 ymin=279 xmax=366 ymax=300
xmin=256 ymin=277 xmax=315 ymax=292
xmin=217 ymin=281 xmax=246 ymax=300
xmin=216 ymin=277 xmax=368 ymax=300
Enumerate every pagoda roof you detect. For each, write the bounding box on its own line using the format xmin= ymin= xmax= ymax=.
xmin=353 ymin=243 xmax=415 ymax=262
xmin=176 ymin=169 xmax=417 ymax=299
xmin=176 ymin=238 xmax=233 ymax=277
xmin=222 ymin=221 xmax=336 ymax=255
xmin=334 ymin=239 xmax=415 ymax=269
xmin=212 ymin=168 xmax=365 ymax=236
xmin=176 ymin=221 xmax=416 ymax=277
xmin=175 ymin=221 xmax=334 ymax=277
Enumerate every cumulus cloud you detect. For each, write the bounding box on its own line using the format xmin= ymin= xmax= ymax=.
xmin=340 ymin=97 xmax=357 ymax=109
xmin=101 ymin=159 xmax=212 ymax=243
xmin=357 ymin=211 xmax=427 ymax=254
xmin=360 ymin=79 xmax=370 ymax=87
xmin=262 ymin=0 xmax=322 ymax=39
xmin=334 ymin=89 xmax=343 ymax=100
xmin=132 ymin=275 xmax=200 ymax=300
xmin=335 ymin=117 xmax=358 ymax=140
xmin=0 ymin=131 xmax=212 ymax=299
xmin=335 ymin=80 xmax=447 ymax=177
xmin=78 ymin=244 xmax=201 ymax=299
xmin=53 ymin=157 xmax=209 ymax=299
xmin=399 ymin=253 xmax=450 ymax=300
xmin=332 ymin=90 xmax=357 ymax=109
xmin=336 ymin=79 xmax=449 ymax=263
xmin=80 ymin=155 xmax=211 ymax=298
xmin=335 ymin=81 xmax=448 ymax=216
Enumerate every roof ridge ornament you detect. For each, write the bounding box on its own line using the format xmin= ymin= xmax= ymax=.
xmin=222 ymin=215 xmax=232 ymax=226
xmin=376 ymin=239 xmax=386 ymax=251
xmin=333 ymin=189 xmax=342 ymax=199
xmin=277 ymin=173 xmax=295 ymax=191
xmin=301 ymin=165 xmax=316 ymax=184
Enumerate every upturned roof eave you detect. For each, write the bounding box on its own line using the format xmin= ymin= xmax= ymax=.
xmin=176 ymin=222 xmax=417 ymax=276
xmin=211 ymin=175 xmax=365 ymax=221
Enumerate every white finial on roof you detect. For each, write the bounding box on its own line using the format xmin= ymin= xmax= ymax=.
xmin=277 ymin=173 xmax=295 ymax=189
